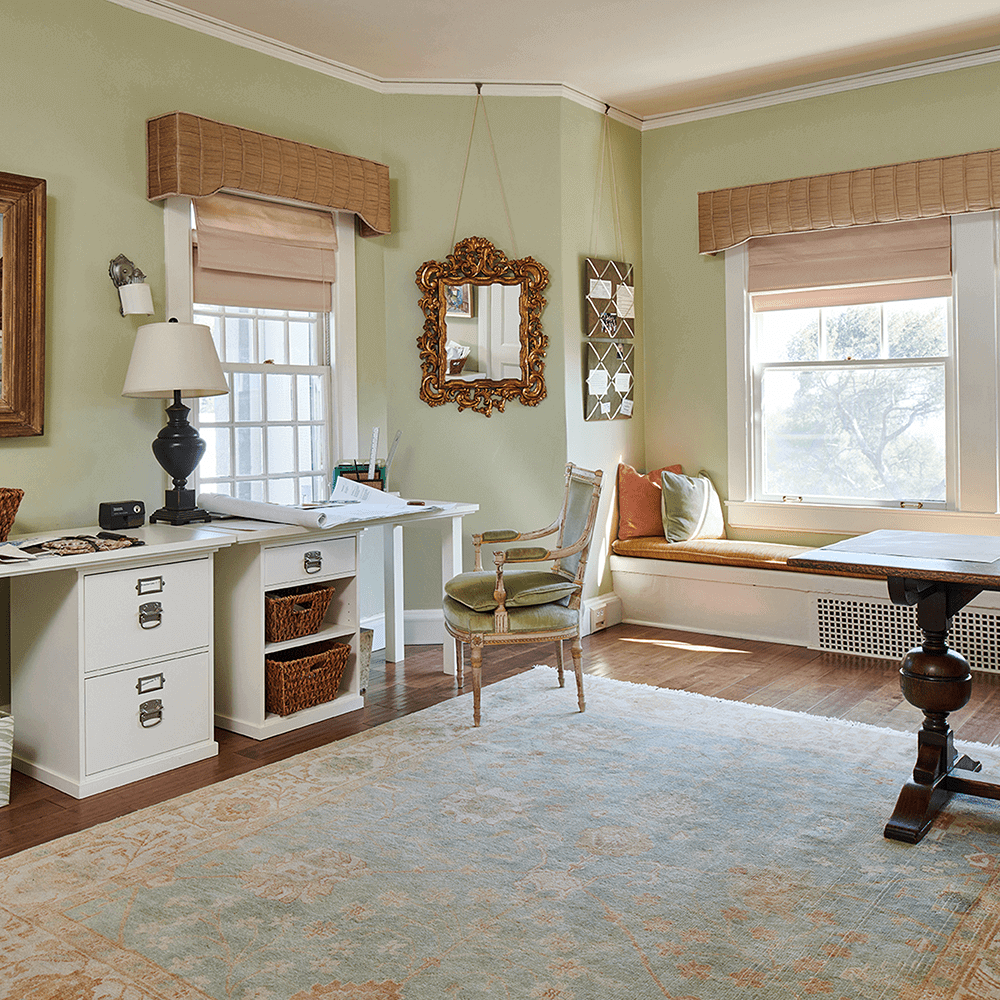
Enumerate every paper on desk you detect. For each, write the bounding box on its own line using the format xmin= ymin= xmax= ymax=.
xmin=198 ymin=485 xmax=441 ymax=529
xmin=0 ymin=543 xmax=35 ymax=562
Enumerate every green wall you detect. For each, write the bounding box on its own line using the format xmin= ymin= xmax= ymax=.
xmin=641 ymin=63 xmax=1000 ymax=544
xmin=0 ymin=0 xmax=644 ymax=639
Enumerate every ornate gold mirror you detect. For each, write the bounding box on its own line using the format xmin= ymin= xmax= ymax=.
xmin=416 ymin=236 xmax=549 ymax=416
xmin=0 ymin=171 xmax=46 ymax=437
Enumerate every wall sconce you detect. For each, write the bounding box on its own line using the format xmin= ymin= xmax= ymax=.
xmin=109 ymin=253 xmax=154 ymax=315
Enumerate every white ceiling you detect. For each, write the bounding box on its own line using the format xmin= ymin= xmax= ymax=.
xmin=135 ymin=0 xmax=1000 ymax=119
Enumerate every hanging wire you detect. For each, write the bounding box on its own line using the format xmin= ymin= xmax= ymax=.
xmin=590 ymin=105 xmax=624 ymax=260
xmin=449 ymin=84 xmax=518 ymax=256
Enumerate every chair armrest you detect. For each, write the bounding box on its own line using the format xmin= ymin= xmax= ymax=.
xmin=472 ymin=520 xmax=560 ymax=570
xmin=505 ymin=546 xmax=549 ymax=562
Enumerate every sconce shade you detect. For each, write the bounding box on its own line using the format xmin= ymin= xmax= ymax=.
xmin=118 ymin=282 xmax=154 ymax=315
xmin=122 ymin=322 xmax=228 ymax=399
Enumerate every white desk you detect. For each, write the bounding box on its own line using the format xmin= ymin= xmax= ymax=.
xmin=201 ymin=501 xmax=477 ymax=740
xmin=4 ymin=524 xmax=234 ymax=797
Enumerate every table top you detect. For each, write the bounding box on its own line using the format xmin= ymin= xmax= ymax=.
xmin=0 ymin=523 xmax=236 ymax=580
xmin=788 ymin=529 xmax=1000 ymax=590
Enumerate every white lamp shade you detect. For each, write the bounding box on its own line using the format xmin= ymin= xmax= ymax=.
xmin=122 ymin=322 xmax=229 ymax=399
xmin=118 ymin=282 xmax=154 ymax=315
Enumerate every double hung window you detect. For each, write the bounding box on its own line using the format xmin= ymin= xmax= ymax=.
xmin=178 ymin=193 xmax=350 ymax=505
xmin=727 ymin=212 xmax=1000 ymax=533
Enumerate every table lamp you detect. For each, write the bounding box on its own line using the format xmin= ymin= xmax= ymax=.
xmin=122 ymin=319 xmax=229 ymax=525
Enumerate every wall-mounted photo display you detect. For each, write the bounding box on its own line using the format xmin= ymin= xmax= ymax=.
xmin=584 ymin=257 xmax=634 ymax=338
xmin=585 ymin=339 xmax=633 ymax=420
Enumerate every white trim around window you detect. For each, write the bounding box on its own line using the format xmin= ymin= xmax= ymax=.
xmin=725 ymin=211 xmax=1000 ymax=536
xmin=163 ymin=195 xmax=359 ymax=466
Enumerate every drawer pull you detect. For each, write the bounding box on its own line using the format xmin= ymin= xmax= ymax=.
xmin=136 ymin=576 xmax=165 ymax=595
xmin=139 ymin=602 xmax=163 ymax=629
xmin=304 ymin=550 xmax=323 ymax=574
xmin=139 ymin=698 xmax=163 ymax=728
xmin=136 ymin=672 xmax=165 ymax=694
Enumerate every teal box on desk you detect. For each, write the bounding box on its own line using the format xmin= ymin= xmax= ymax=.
xmin=333 ymin=463 xmax=384 ymax=491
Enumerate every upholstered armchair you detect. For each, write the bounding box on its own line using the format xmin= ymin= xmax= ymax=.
xmin=443 ymin=463 xmax=604 ymax=725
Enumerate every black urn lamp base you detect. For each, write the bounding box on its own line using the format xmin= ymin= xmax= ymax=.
xmin=149 ymin=391 xmax=213 ymax=526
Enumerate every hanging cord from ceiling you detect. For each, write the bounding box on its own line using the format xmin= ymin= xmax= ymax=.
xmin=590 ymin=105 xmax=624 ymax=260
xmin=449 ymin=84 xmax=518 ymax=257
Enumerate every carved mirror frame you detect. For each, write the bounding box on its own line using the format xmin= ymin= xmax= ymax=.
xmin=416 ymin=236 xmax=549 ymax=416
xmin=0 ymin=171 xmax=46 ymax=437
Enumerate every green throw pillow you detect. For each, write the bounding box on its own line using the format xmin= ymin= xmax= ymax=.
xmin=660 ymin=469 xmax=726 ymax=542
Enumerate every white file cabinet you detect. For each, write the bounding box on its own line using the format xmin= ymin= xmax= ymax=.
xmin=212 ymin=527 xmax=362 ymax=739
xmin=9 ymin=528 xmax=227 ymax=798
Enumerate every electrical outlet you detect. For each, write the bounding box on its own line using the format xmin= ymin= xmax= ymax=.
xmin=591 ymin=605 xmax=607 ymax=631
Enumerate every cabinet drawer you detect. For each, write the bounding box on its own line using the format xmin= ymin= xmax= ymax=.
xmin=84 ymin=558 xmax=211 ymax=672
xmin=264 ymin=536 xmax=355 ymax=587
xmin=84 ymin=651 xmax=211 ymax=775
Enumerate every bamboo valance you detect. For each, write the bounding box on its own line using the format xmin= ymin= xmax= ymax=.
xmin=147 ymin=111 xmax=391 ymax=237
xmin=698 ymin=147 xmax=1000 ymax=255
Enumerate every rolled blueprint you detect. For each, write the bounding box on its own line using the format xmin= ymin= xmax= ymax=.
xmin=196 ymin=494 xmax=331 ymax=529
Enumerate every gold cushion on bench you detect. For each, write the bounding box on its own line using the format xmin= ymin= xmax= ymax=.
xmin=611 ymin=536 xmax=810 ymax=569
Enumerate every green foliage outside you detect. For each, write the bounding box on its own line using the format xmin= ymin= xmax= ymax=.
xmin=761 ymin=302 xmax=947 ymax=502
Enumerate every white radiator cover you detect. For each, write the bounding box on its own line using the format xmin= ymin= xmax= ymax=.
xmin=816 ymin=597 xmax=1000 ymax=673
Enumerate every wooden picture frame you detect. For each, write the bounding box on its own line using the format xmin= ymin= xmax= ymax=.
xmin=444 ymin=282 xmax=474 ymax=318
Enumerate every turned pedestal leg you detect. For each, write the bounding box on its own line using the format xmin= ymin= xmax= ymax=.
xmin=885 ymin=580 xmax=981 ymax=843
xmin=470 ymin=637 xmax=483 ymax=727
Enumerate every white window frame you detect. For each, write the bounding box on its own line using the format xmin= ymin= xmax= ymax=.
xmin=725 ymin=211 xmax=1000 ymax=536
xmin=163 ymin=195 xmax=359 ymax=488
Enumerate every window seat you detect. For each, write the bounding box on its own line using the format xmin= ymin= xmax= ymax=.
xmin=610 ymin=536 xmax=883 ymax=579
xmin=608 ymin=534 xmax=894 ymax=648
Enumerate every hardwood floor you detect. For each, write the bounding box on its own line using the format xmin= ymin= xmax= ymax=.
xmin=3 ymin=622 xmax=1000 ymax=859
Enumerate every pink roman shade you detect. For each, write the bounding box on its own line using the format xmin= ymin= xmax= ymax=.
xmin=193 ymin=193 xmax=338 ymax=311
xmin=748 ymin=217 xmax=952 ymax=312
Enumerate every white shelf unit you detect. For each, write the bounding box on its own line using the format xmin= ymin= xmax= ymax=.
xmin=213 ymin=531 xmax=363 ymax=739
xmin=10 ymin=550 xmax=220 ymax=798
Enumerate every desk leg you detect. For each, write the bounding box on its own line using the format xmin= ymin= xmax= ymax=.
xmin=884 ymin=580 xmax=994 ymax=843
xmin=383 ymin=523 xmax=404 ymax=663
xmin=441 ymin=514 xmax=464 ymax=676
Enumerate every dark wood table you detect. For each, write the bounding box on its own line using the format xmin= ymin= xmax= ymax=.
xmin=789 ymin=529 xmax=1000 ymax=844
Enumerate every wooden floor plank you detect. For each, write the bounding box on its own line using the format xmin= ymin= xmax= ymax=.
xmin=2 ymin=622 xmax=1000 ymax=858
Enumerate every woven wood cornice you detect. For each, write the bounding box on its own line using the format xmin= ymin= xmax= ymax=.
xmin=146 ymin=112 xmax=390 ymax=237
xmin=698 ymin=148 xmax=1000 ymax=255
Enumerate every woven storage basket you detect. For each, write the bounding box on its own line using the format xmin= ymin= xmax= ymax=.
xmin=264 ymin=583 xmax=335 ymax=643
xmin=0 ymin=489 xmax=24 ymax=542
xmin=265 ymin=640 xmax=350 ymax=716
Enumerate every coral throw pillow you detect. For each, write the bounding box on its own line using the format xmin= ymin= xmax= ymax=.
xmin=617 ymin=463 xmax=683 ymax=539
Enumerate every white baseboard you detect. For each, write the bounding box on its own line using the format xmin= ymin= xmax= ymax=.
xmin=361 ymin=610 xmax=445 ymax=651
xmin=582 ymin=594 xmax=623 ymax=636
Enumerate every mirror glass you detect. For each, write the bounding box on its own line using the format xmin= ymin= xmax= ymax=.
xmin=416 ymin=237 xmax=549 ymax=417
xmin=0 ymin=172 xmax=45 ymax=437
xmin=442 ymin=282 xmax=523 ymax=382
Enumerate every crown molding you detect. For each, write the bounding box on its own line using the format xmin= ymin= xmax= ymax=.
xmin=109 ymin=0 xmax=1000 ymax=132
xmin=640 ymin=44 xmax=1000 ymax=130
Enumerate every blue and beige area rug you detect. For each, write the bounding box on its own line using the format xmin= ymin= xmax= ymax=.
xmin=2 ymin=669 xmax=1000 ymax=1000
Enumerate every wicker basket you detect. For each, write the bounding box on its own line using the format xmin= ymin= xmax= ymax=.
xmin=264 ymin=583 xmax=335 ymax=643
xmin=265 ymin=640 xmax=350 ymax=716
xmin=0 ymin=489 xmax=24 ymax=543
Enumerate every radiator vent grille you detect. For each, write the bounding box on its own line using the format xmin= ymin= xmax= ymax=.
xmin=816 ymin=598 xmax=1000 ymax=673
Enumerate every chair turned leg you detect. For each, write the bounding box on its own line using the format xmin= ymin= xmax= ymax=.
xmin=455 ymin=637 xmax=464 ymax=689
xmin=470 ymin=640 xmax=483 ymax=727
xmin=556 ymin=638 xmax=566 ymax=687
xmin=571 ymin=635 xmax=585 ymax=713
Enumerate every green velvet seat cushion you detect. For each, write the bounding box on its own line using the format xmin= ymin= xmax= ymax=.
xmin=444 ymin=569 xmax=578 ymax=613
xmin=443 ymin=596 xmax=579 ymax=635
